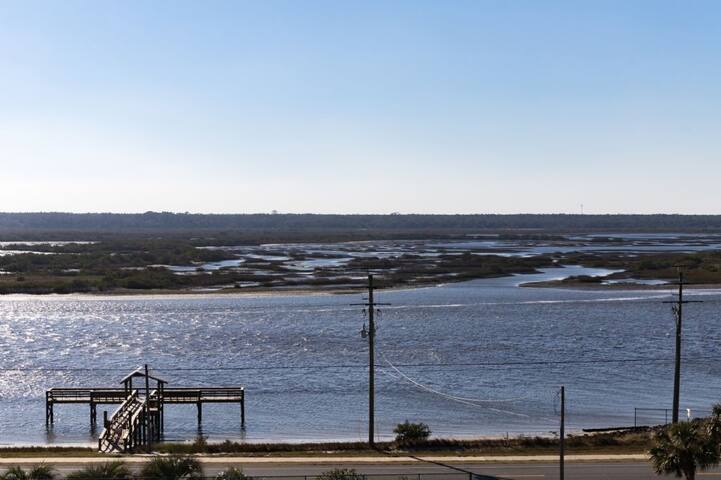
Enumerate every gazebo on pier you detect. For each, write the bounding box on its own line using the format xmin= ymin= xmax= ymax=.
xmin=45 ymin=365 xmax=245 ymax=452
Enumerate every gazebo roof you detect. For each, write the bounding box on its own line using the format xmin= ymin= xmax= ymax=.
xmin=120 ymin=367 xmax=168 ymax=385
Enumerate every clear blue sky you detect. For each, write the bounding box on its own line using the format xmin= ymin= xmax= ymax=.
xmin=1 ymin=1 xmax=719 ymax=214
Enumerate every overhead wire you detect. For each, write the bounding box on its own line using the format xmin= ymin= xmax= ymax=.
xmin=380 ymin=353 xmax=528 ymax=411
xmin=1 ymin=354 xmax=721 ymax=373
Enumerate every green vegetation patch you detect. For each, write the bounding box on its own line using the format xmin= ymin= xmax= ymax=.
xmin=153 ymin=429 xmax=652 ymax=456
xmin=569 ymin=250 xmax=721 ymax=285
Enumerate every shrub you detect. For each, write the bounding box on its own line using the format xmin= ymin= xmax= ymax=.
xmin=2 ymin=467 xmax=28 ymax=480
xmin=0 ymin=465 xmax=54 ymax=480
xmin=393 ymin=420 xmax=431 ymax=446
xmin=27 ymin=465 xmax=54 ymax=480
xmin=214 ymin=468 xmax=249 ymax=480
xmin=316 ymin=469 xmax=365 ymax=480
xmin=192 ymin=435 xmax=209 ymax=452
xmin=65 ymin=462 xmax=131 ymax=480
xmin=140 ymin=455 xmax=203 ymax=480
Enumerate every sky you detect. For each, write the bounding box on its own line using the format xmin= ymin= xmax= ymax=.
xmin=0 ymin=1 xmax=719 ymax=214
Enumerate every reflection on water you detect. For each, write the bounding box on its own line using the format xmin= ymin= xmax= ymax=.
xmin=0 ymin=266 xmax=720 ymax=446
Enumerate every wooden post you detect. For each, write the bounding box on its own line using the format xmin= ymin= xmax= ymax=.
xmin=197 ymin=402 xmax=202 ymax=425
xmin=160 ymin=382 xmax=165 ymax=433
xmin=672 ymin=272 xmax=683 ymax=424
xmin=560 ymin=386 xmax=565 ymax=480
xmin=241 ymin=394 xmax=246 ymax=428
xmin=128 ymin=422 xmax=134 ymax=451
xmin=90 ymin=402 xmax=96 ymax=425
xmin=663 ymin=270 xmax=702 ymax=424
xmin=45 ymin=392 xmax=53 ymax=426
xmin=144 ymin=364 xmax=151 ymax=450
xmin=158 ymin=381 xmax=165 ymax=435
xmin=350 ymin=274 xmax=389 ymax=446
xmin=368 ymin=274 xmax=375 ymax=445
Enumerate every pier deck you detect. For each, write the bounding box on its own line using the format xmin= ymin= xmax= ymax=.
xmin=46 ymin=387 xmax=245 ymax=426
xmin=45 ymin=367 xmax=245 ymax=452
xmin=47 ymin=387 xmax=245 ymax=405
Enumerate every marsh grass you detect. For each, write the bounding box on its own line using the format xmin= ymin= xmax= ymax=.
xmin=154 ymin=429 xmax=653 ymax=456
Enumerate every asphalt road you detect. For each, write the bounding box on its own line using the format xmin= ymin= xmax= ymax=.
xmin=203 ymin=461 xmax=721 ymax=479
xmin=6 ymin=461 xmax=721 ymax=479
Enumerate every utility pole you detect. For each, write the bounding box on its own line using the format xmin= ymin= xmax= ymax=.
xmin=560 ymin=385 xmax=565 ymax=480
xmin=663 ymin=271 xmax=702 ymax=423
xmin=351 ymin=274 xmax=390 ymax=446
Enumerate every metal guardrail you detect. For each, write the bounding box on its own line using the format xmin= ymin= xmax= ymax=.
xmin=634 ymin=407 xmax=713 ymax=426
xmin=0 ymin=474 xmax=487 ymax=480
xmin=89 ymin=475 xmax=491 ymax=480
xmin=233 ymin=476 xmax=493 ymax=480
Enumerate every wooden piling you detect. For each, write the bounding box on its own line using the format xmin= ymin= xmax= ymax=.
xmin=241 ymin=395 xmax=245 ymax=427
xmin=47 ymin=368 xmax=244 ymax=452
xmin=45 ymin=391 xmax=54 ymax=426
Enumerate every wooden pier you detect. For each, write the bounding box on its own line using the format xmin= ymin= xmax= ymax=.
xmin=45 ymin=367 xmax=245 ymax=453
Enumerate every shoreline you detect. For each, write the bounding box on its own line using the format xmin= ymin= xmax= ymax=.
xmin=0 ymin=453 xmax=650 ymax=462
xmin=520 ymin=280 xmax=721 ymax=291
xmin=0 ymin=283 xmax=435 ymax=301
xmin=2 ymin=276 xmax=720 ymax=300
xmin=0 ymin=426 xmax=649 ymax=451
xmin=0 ymin=272 xmax=515 ymax=300
xmin=0 ymin=427 xmax=632 ymax=448
xmin=0 ymin=432 xmax=652 ymax=459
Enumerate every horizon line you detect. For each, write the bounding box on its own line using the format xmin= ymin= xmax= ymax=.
xmin=1 ymin=211 xmax=721 ymax=216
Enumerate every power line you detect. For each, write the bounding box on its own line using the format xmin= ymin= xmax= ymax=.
xmin=2 ymin=355 xmax=721 ymax=373
xmin=381 ymin=354 xmax=529 ymax=414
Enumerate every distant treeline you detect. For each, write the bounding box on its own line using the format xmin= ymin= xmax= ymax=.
xmin=1 ymin=212 xmax=721 ymax=236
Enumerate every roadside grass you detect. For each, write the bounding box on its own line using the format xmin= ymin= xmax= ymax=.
xmin=0 ymin=430 xmax=653 ymax=458
xmin=152 ymin=430 xmax=653 ymax=456
xmin=0 ymin=447 xmax=100 ymax=458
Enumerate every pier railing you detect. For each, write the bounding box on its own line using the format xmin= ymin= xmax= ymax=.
xmin=47 ymin=367 xmax=246 ymax=450
xmin=98 ymin=390 xmax=147 ymax=453
xmin=47 ymin=387 xmax=244 ymax=404
xmin=162 ymin=387 xmax=244 ymax=403
xmin=46 ymin=388 xmax=130 ymax=404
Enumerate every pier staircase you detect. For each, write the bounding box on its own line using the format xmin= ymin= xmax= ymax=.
xmin=46 ymin=365 xmax=245 ymax=453
xmin=98 ymin=390 xmax=153 ymax=453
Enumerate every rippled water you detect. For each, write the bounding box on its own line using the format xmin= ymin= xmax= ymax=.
xmin=1 ymin=266 xmax=720 ymax=446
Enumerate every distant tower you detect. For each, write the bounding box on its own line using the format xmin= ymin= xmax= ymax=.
xmin=580 ymin=204 xmax=584 ymax=215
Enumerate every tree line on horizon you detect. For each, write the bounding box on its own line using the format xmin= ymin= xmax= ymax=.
xmin=1 ymin=212 xmax=721 ymax=233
